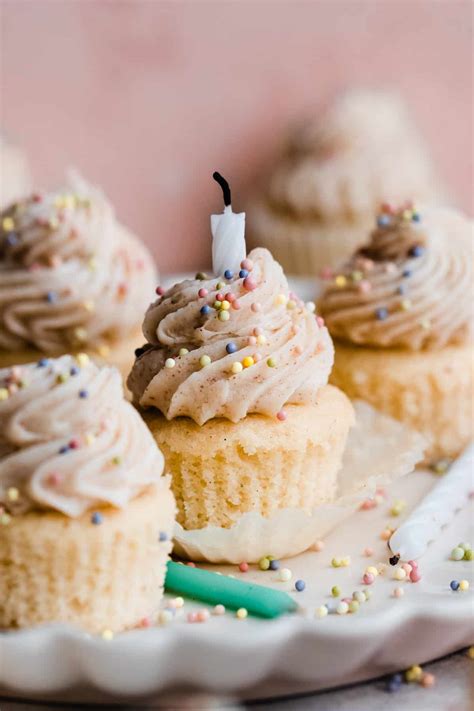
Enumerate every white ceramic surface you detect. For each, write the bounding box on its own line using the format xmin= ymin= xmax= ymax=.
xmin=1 ymin=469 xmax=473 ymax=703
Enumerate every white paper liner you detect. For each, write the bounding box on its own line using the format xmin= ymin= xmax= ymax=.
xmin=172 ymin=402 xmax=426 ymax=563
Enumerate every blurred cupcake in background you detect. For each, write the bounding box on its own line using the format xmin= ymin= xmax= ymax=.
xmin=0 ymin=134 xmax=32 ymax=209
xmin=0 ymin=173 xmax=157 ymax=378
xmin=318 ymin=203 xmax=473 ymax=464
xmin=248 ymin=90 xmax=444 ymax=275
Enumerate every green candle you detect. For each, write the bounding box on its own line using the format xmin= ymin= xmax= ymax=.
xmin=165 ymin=561 xmax=298 ymax=618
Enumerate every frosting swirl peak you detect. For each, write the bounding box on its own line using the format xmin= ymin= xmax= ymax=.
xmin=318 ymin=206 xmax=473 ymax=350
xmin=128 ymin=248 xmax=333 ymax=424
xmin=0 ymin=355 xmax=164 ymax=516
xmin=0 ymin=174 xmax=156 ymax=353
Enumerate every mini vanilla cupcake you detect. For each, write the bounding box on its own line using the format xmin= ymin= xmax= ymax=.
xmin=128 ymin=247 xmax=354 ymax=532
xmin=249 ymin=90 xmax=443 ymax=274
xmin=0 ymin=134 xmax=32 ymax=209
xmin=0 ymin=173 xmax=157 ymax=378
xmin=0 ymin=355 xmax=175 ymax=632
xmin=318 ymin=204 xmax=473 ymax=463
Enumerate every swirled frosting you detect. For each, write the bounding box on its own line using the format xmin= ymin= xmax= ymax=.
xmin=257 ymin=90 xmax=441 ymax=220
xmin=128 ymin=248 xmax=333 ymax=424
xmin=0 ymin=355 xmax=164 ymax=516
xmin=318 ymin=206 xmax=473 ymax=350
xmin=0 ymin=173 xmax=157 ymax=353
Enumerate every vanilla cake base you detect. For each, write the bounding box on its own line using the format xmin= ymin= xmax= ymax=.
xmin=330 ymin=341 xmax=474 ymax=463
xmin=144 ymin=385 xmax=354 ymax=531
xmin=0 ymin=484 xmax=175 ymax=633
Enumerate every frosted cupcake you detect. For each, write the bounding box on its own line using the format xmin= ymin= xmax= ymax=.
xmin=249 ymin=90 xmax=443 ymax=274
xmin=0 ymin=173 xmax=157 ymax=378
xmin=318 ymin=204 xmax=473 ymax=463
xmin=128 ymin=175 xmax=354 ymax=532
xmin=0 ymin=355 xmax=175 ymax=632
xmin=0 ymin=134 xmax=32 ymax=209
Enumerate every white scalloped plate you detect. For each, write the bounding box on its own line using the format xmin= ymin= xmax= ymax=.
xmin=1 ymin=468 xmax=473 ymax=703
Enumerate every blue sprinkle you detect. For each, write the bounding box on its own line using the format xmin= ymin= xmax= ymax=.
xmin=5 ymin=232 xmax=19 ymax=246
xmin=159 ymin=531 xmax=168 ymax=542
xmin=450 ymin=580 xmax=460 ymax=591
xmin=385 ymin=673 xmax=403 ymax=693
xmin=200 ymin=305 xmax=211 ymax=316
xmin=377 ymin=215 xmax=391 ymax=227
xmin=396 ymin=284 xmax=407 ymax=295
xmin=226 ymin=342 xmax=238 ymax=354
xmin=59 ymin=445 xmax=69 ymax=454
xmin=70 ymin=366 xmax=79 ymax=376
xmin=79 ymin=389 xmax=88 ymax=398
xmin=37 ymin=358 xmax=49 ymax=367
xmin=91 ymin=511 xmax=103 ymax=525
xmin=269 ymin=559 xmax=280 ymax=571
xmin=224 ymin=269 xmax=234 ymax=279
xmin=239 ymin=269 xmax=249 ymax=279
xmin=402 ymin=269 xmax=412 ymax=278
xmin=375 ymin=307 xmax=389 ymax=321
xmin=46 ymin=291 xmax=58 ymax=303
xmin=411 ymin=212 xmax=421 ymax=222
xmin=409 ymin=245 xmax=425 ymax=258
xmin=295 ymin=579 xmax=306 ymax=592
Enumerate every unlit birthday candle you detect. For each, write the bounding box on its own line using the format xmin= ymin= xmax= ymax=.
xmin=211 ymin=172 xmax=246 ymax=277
xmin=389 ymin=443 xmax=474 ymax=562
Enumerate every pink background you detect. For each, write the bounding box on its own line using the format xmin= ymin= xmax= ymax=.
xmin=1 ymin=0 xmax=472 ymax=273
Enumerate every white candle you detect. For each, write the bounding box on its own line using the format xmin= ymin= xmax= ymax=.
xmin=211 ymin=172 xmax=246 ymax=277
xmin=389 ymin=443 xmax=474 ymax=561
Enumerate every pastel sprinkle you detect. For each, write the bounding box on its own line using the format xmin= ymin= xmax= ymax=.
xmin=278 ymin=568 xmax=292 ymax=582
xmin=258 ymin=557 xmax=271 ymax=571
xmin=239 ymin=562 xmax=249 ymax=573
xmin=315 ymin=605 xmax=328 ymax=618
xmin=231 ymin=362 xmax=243 ymax=374
xmin=394 ymin=567 xmax=407 ymax=581
xmin=243 ymin=276 xmax=257 ymax=291
xmin=267 ymin=357 xmax=277 ymax=368
xmin=200 ymin=355 xmax=211 ymax=368
xmin=179 ymin=348 xmax=189 ymax=356
xmin=421 ymin=672 xmax=435 ymax=688
xmin=101 ymin=629 xmax=114 ymax=641
xmin=242 ymin=356 xmax=254 ymax=368
xmin=363 ymin=573 xmax=375 ymax=585
xmin=450 ymin=580 xmax=460 ymax=591
xmin=375 ymin=307 xmax=389 ymax=321
xmin=459 ymin=580 xmax=469 ymax=591
xmin=224 ymin=270 xmax=234 ymax=279
xmin=236 ymin=608 xmax=248 ymax=619
xmin=165 ymin=358 xmax=176 ymax=369
xmin=451 ymin=546 xmax=465 ymax=561
xmin=200 ymin=305 xmax=211 ymax=315
xmin=331 ymin=585 xmax=341 ymax=597
xmin=276 ymin=410 xmax=287 ymax=421
xmin=213 ymin=604 xmax=226 ymax=615
xmin=295 ymin=579 xmax=306 ymax=592
xmin=269 ymin=559 xmax=280 ymax=571
xmin=393 ymin=587 xmax=404 ymax=598
xmin=410 ymin=569 xmax=421 ymax=583
xmin=218 ymin=310 xmax=230 ymax=321
xmin=405 ymin=665 xmax=423 ymax=683
xmin=239 ymin=269 xmax=249 ymax=278
xmin=241 ymin=258 xmax=253 ymax=271
xmin=198 ymin=288 xmax=208 ymax=297
xmin=336 ymin=601 xmax=349 ymax=615
xmin=91 ymin=512 xmax=103 ymax=525
xmin=226 ymin=342 xmax=238 ymax=354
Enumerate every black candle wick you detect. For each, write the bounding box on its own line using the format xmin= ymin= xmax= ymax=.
xmin=213 ymin=172 xmax=231 ymax=207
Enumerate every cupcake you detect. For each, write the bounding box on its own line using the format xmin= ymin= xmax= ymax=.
xmin=249 ymin=90 xmax=443 ymax=274
xmin=0 ymin=173 xmax=157 ymax=378
xmin=128 ymin=246 xmax=354 ymax=532
xmin=318 ymin=204 xmax=473 ymax=464
xmin=0 ymin=134 xmax=32 ymax=209
xmin=0 ymin=354 xmax=175 ymax=632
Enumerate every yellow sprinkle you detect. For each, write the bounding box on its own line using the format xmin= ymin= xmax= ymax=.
xmin=220 ymin=300 xmax=230 ymax=311
xmin=275 ymin=294 xmax=287 ymax=305
xmin=420 ymin=318 xmax=431 ymax=330
xmin=351 ymin=270 xmax=363 ymax=282
xmin=56 ymin=373 xmax=69 ymax=384
xmin=256 ymin=334 xmax=267 ymax=345
xmin=7 ymin=487 xmax=19 ymax=502
xmin=97 ymin=344 xmax=110 ymax=357
xmin=76 ymin=353 xmax=90 ymax=367
xmin=0 ymin=513 xmax=11 ymax=525
xmin=88 ymin=256 xmax=97 ymax=271
xmin=335 ymin=275 xmax=347 ymax=287
xmin=400 ymin=299 xmax=412 ymax=311
xmin=402 ymin=209 xmax=413 ymax=221
xmin=179 ymin=348 xmax=189 ymax=356
xmin=405 ymin=665 xmax=423 ymax=683
xmin=467 ymin=646 xmax=474 ymax=659
xmin=173 ymin=596 xmax=184 ymax=608
xmin=341 ymin=556 xmax=351 ymax=567
xmin=213 ymin=300 xmax=222 ymax=310
xmin=365 ymin=566 xmax=378 ymax=577
xmin=101 ymin=629 xmax=114 ymax=641
xmin=200 ymin=355 xmax=211 ymax=368
xmin=236 ymin=608 xmax=248 ymax=619
xmin=0 ymin=388 xmax=9 ymax=401
xmin=231 ymin=361 xmax=243 ymax=374
xmin=218 ymin=310 xmax=230 ymax=321
xmin=84 ymin=433 xmax=95 ymax=446
xmin=2 ymin=216 xmax=14 ymax=231
xmin=73 ymin=327 xmax=88 ymax=342
xmin=331 ymin=557 xmax=342 ymax=568
xmin=459 ymin=580 xmax=470 ymax=591
xmin=49 ymin=217 xmax=59 ymax=229
xmin=111 ymin=455 xmax=122 ymax=466
xmin=82 ymin=300 xmax=95 ymax=312
xmin=286 ymin=299 xmax=296 ymax=310
xmin=242 ymin=356 xmax=254 ymax=368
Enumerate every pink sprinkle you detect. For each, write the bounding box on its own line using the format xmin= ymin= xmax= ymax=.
xmin=364 ymin=547 xmax=374 ymax=557
xmin=187 ymin=612 xmax=198 ymax=623
xmin=253 ymin=327 xmax=263 ymax=337
xmin=402 ymin=563 xmax=413 ymax=575
xmin=225 ymin=292 xmax=236 ymax=303
xmin=69 ymin=438 xmax=80 ymax=449
xmin=248 ymin=336 xmax=257 ymax=345
xmin=421 ymin=672 xmax=435 ymax=688
xmin=410 ymin=570 xmax=421 ymax=583
xmin=316 ymin=316 xmax=325 ymax=327
xmin=155 ymin=286 xmax=165 ymax=296
xmin=216 ymin=293 xmax=225 ymax=301
xmin=243 ymin=276 xmax=257 ymax=291
xmin=50 ymin=255 xmax=63 ymax=268
xmin=359 ymin=280 xmax=372 ymax=294
xmin=48 ymin=473 xmax=61 ymax=486
xmin=376 ymin=486 xmax=386 ymax=497
xmin=294 ymin=345 xmax=303 ymax=355
xmin=28 ymin=262 xmax=41 ymax=272
xmin=198 ymin=288 xmax=208 ymax=298
xmin=393 ymin=587 xmax=404 ymax=598
xmin=342 ymin=597 xmax=352 ymax=604
xmin=253 ymin=353 xmax=262 ymax=362
xmin=136 ymin=258 xmax=145 ymax=271
xmin=186 ymin=562 xmax=196 ymax=568
xmin=140 ymin=616 xmax=152 ymax=628
xmin=381 ymin=202 xmax=395 ymax=214
xmin=239 ymin=562 xmax=249 ymax=573
xmin=360 ymin=499 xmax=376 ymax=511
xmin=196 ymin=610 xmax=209 ymax=622
xmin=251 ymin=302 xmax=262 ymax=312
xmin=363 ymin=573 xmax=375 ymax=585
xmin=232 ymin=300 xmax=241 ymax=310
xmin=320 ymin=266 xmax=333 ymax=280
xmin=408 ymin=560 xmax=418 ymax=569
xmin=32 ymin=193 xmax=43 ymax=203
xmin=276 ymin=410 xmax=287 ymax=422
xmin=241 ymin=258 xmax=253 ymax=271
xmin=312 ymin=540 xmax=324 ymax=552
